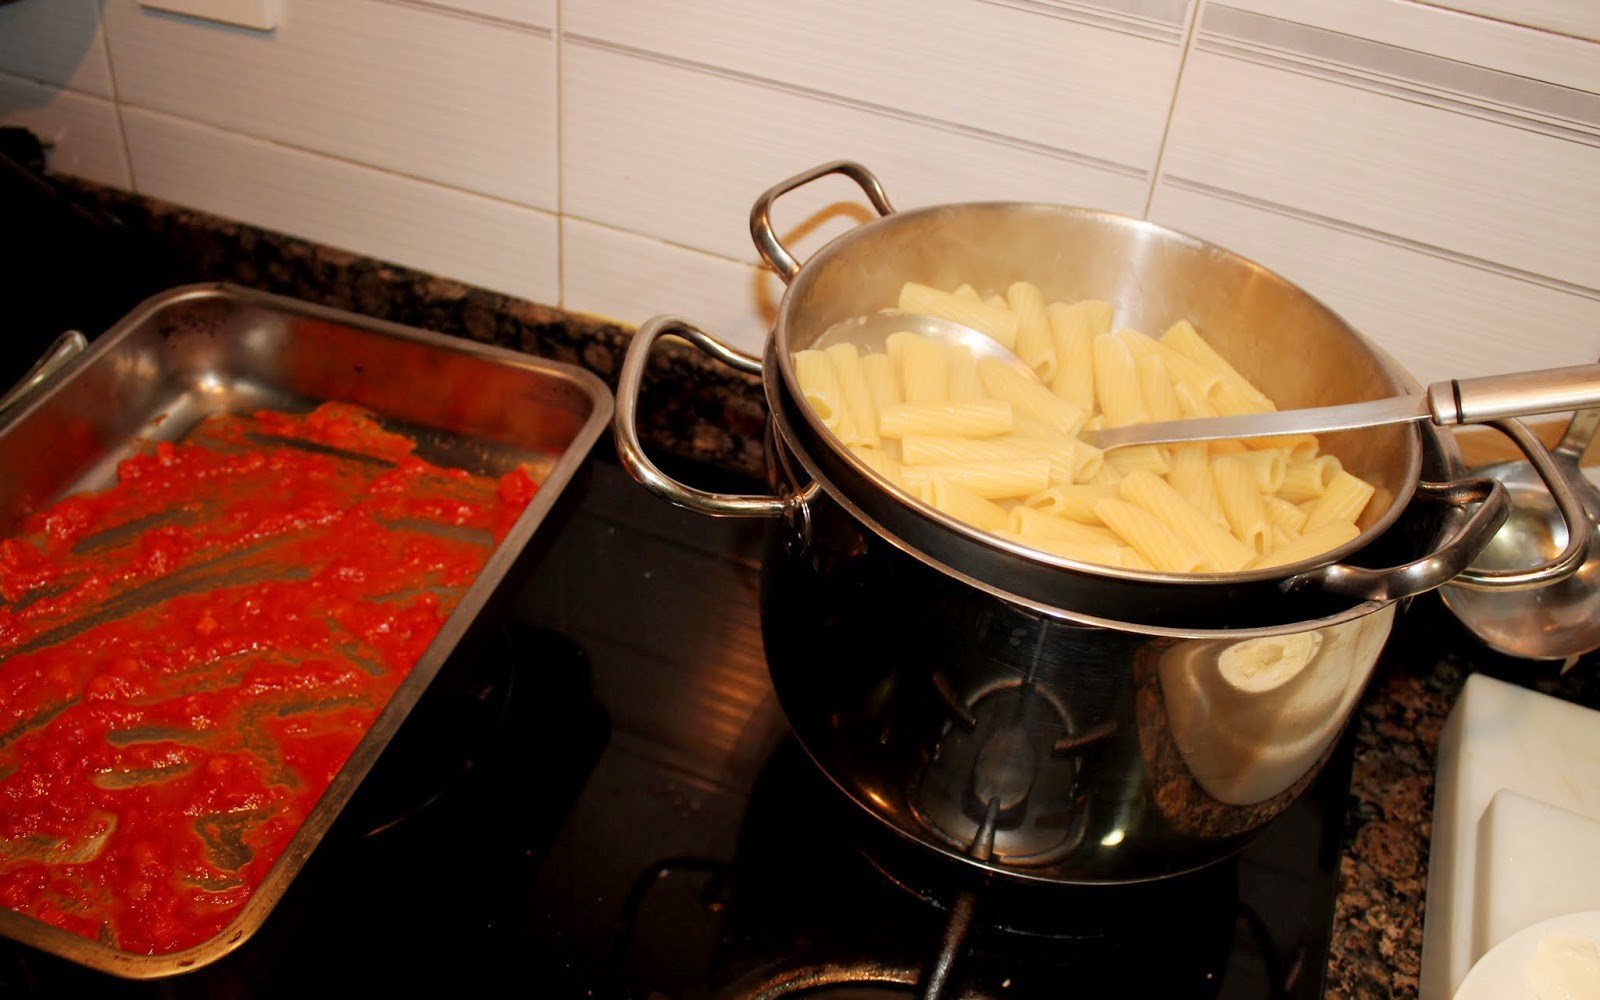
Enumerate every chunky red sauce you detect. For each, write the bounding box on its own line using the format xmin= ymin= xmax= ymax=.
xmin=0 ymin=403 xmax=538 ymax=954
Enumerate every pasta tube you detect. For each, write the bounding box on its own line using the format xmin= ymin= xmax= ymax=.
xmin=1092 ymin=333 xmax=1146 ymax=427
xmin=893 ymin=333 xmax=950 ymax=404
xmin=878 ymin=400 xmax=1013 ymax=439
xmin=1008 ymin=507 xmax=1122 ymax=547
xmin=1161 ymin=320 xmax=1272 ymax=409
xmin=1303 ymin=471 xmax=1377 ymax=531
xmin=1279 ymin=456 xmax=1343 ymax=503
xmin=861 ymin=353 xmax=901 ymax=410
xmin=1264 ymin=494 xmax=1309 ymax=533
xmin=977 ymin=358 xmax=1087 ymax=438
xmin=1255 ymin=521 xmax=1360 ymax=569
xmin=1095 ymin=498 xmax=1206 ymax=573
xmin=1119 ymin=471 xmax=1255 ymax=572
xmin=1021 ymin=483 xmax=1120 ymax=524
xmin=825 ymin=343 xmax=878 ymax=448
xmin=1007 ymin=281 xmax=1057 ymax=383
xmin=794 ymin=349 xmax=845 ymax=434
xmin=1046 ymin=299 xmax=1111 ymax=412
xmin=1212 ymin=456 xmax=1271 ymax=556
xmin=927 ymin=476 xmax=1008 ymax=532
xmin=948 ymin=345 xmax=983 ymax=401
xmin=1167 ymin=443 xmax=1226 ymax=526
xmin=1135 ymin=353 xmax=1183 ymax=422
xmin=899 ymin=460 xmax=1051 ymax=500
xmin=898 ymin=282 xmax=1019 ymax=349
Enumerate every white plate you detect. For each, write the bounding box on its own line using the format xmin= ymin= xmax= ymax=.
xmin=1455 ymin=911 xmax=1600 ymax=1000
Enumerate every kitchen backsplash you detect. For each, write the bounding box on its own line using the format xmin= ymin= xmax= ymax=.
xmin=2 ymin=0 xmax=1597 ymax=384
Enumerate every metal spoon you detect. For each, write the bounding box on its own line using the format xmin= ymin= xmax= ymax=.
xmin=1083 ymin=364 xmax=1600 ymax=451
xmin=810 ymin=310 xmax=1038 ymax=382
xmin=1440 ymin=408 xmax=1600 ymax=662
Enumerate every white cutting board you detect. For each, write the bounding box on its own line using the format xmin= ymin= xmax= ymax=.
xmin=1419 ymin=674 xmax=1600 ymax=999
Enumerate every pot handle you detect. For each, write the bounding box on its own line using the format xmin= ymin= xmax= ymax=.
xmin=1287 ymin=417 xmax=1589 ymax=600
xmin=615 ymin=315 xmax=810 ymax=519
xmin=0 ymin=330 xmax=87 ymax=417
xmin=750 ymin=161 xmax=895 ymax=284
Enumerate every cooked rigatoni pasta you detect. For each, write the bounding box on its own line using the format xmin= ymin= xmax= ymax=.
xmin=891 ymin=332 xmax=951 ymax=404
xmin=1257 ymin=521 xmax=1361 ymax=569
xmin=1279 ymin=455 xmax=1343 ymax=503
xmin=1007 ymin=281 xmax=1058 ymax=383
xmin=1211 ymin=456 xmax=1271 ymax=556
xmin=792 ymin=279 xmax=1378 ymax=574
xmin=1008 ymin=507 xmax=1122 ymax=548
xmin=1046 ymin=299 xmax=1110 ymax=412
xmin=1167 ymin=443 xmax=1228 ymax=527
xmin=1094 ymin=498 xmax=1206 ymax=573
xmin=878 ymin=399 xmax=1013 ymax=439
xmin=899 ymin=460 xmax=1050 ymax=500
xmin=1264 ymin=494 xmax=1309 ymax=534
xmin=1092 ymin=333 xmax=1146 ymax=427
xmin=927 ymin=476 xmax=1009 ymax=532
xmin=825 ymin=343 xmax=878 ymax=448
xmin=1119 ymin=471 xmax=1255 ymax=572
xmin=795 ymin=349 xmax=846 ymax=434
xmin=1303 ymin=470 xmax=1376 ymax=532
xmin=861 ymin=353 xmax=901 ymax=410
xmin=1135 ymin=353 xmax=1183 ymax=423
xmin=898 ymin=282 xmax=1019 ymax=349
xmin=1023 ymin=483 xmax=1120 ymax=524
xmin=977 ymin=359 xmax=1087 ymax=438
xmin=1105 ymin=444 xmax=1171 ymax=478
xmin=948 ymin=345 xmax=984 ymax=401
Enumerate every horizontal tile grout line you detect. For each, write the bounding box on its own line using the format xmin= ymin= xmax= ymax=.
xmin=364 ymin=0 xmax=553 ymax=35
xmin=1209 ymin=0 xmax=1599 ymax=93
xmin=1194 ymin=40 xmax=1600 ymax=148
xmin=0 ymin=66 xmax=118 ymax=102
xmin=1402 ymin=0 xmax=1600 ymax=47
xmin=971 ymin=0 xmax=1184 ymax=44
xmin=559 ymin=32 xmax=1150 ymax=182
xmin=116 ymin=103 xmax=561 ymax=217
xmin=564 ymin=215 xmax=766 ymax=272
xmin=1162 ymin=175 xmax=1600 ymax=301
xmin=1196 ymin=35 xmax=1600 ymax=140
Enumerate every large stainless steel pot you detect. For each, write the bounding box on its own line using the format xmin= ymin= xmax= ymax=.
xmin=614 ymin=162 xmax=1582 ymax=884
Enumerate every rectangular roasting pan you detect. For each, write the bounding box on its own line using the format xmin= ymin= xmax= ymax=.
xmin=0 ymin=284 xmax=613 ymax=978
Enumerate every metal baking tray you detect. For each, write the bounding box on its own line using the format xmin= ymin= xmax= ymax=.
xmin=0 ymin=283 xmax=613 ymax=977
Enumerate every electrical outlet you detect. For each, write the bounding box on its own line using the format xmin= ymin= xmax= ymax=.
xmin=139 ymin=0 xmax=279 ymax=31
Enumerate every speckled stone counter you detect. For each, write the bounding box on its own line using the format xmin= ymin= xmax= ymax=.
xmin=59 ymin=181 xmax=1600 ymax=999
xmin=1325 ymin=597 xmax=1600 ymax=999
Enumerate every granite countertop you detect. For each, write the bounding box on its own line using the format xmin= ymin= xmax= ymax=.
xmin=57 ymin=181 xmax=1600 ymax=999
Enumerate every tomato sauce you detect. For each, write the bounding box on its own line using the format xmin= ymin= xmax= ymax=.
xmin=0 ymin=403 xmax=538 ymax=954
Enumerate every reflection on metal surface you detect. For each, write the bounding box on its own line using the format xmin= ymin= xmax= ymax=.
xmin=1156 ymin=605 xmax=1394 ymax=807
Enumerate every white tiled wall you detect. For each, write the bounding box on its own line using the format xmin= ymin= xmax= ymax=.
xmin=1 ymin=0 xmax=1597 ymax=382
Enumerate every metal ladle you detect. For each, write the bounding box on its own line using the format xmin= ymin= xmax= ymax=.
xmin=1440 ymin=408 xmax=1600 ymax=662
xmin=811 ymin=310 xmax=1038 ymax=382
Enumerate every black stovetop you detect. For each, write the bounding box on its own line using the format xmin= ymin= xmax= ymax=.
xmin=0 ymin=456 xmax=1350 ymax=999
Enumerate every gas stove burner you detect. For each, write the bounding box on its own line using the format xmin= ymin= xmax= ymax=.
xmin=718 ymin=960 xmax=988 ymax=1000
xmin=909 ymin=672 xmax=1094 ymax=867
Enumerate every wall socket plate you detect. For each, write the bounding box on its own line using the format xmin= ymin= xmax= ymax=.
xmin=139 ymin=0 xmax=280 ymax=31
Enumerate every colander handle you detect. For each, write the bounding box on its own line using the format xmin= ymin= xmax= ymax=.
xmin=615 ymin=315 xmax=816 ymax=519
xmin=750 ymin=161 xmax=895 ymax=284
xmin=1285 ymin=476 xmax=1510 ymax=602
xmin=1447 ymin=417 xmax=1592 ymax=591
xmin=1289 ymin=418 xmax=1589 ymax=600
